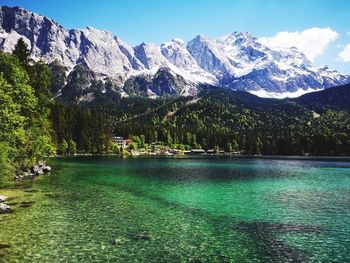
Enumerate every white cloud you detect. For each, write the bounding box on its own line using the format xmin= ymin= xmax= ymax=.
xmin=338 ymin=44 xmax=350 ymax=62
xmin=259 ymin=27 xmax=339 ymax=62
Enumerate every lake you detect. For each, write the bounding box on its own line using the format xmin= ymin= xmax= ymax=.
xmin=1 ymin=156 xmax=350 ymax=262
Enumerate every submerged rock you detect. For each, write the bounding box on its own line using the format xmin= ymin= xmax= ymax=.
xmin=6 ymin=202 xmax=19 ymax=206
xmin=24 ymin=189 xmax=38 ymax=193
xmin=0 ymin=244 xmax=10 ymax=249
xmin=19 ymin=201 xmax=35 ymax=208
xmin=0 ymin=195 xmax=7 ymax=202
xmin=0 ymin=203 xmax=12 ymax=214
xmin=129 ymin=233 xmax=152 ymax=241
xmin=44 ymin=193 xmax=60 ymax=198
xmin=111 ymin=238 xmax=128 ymax=245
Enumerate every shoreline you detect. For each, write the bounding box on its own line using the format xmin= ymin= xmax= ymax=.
xmin=54 ymin=153 xmax=350 ymax=162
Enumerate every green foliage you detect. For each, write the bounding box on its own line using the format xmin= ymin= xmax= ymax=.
xmin=0 ymin=74 xmax=25 ymax=146
xmin=0 ymin=142 xmax=14 ymax=186
xmin=111 ymin=143 xmax=120 ymax=154
xmin=57 ymin=139 xmax=68 ymax=155
xmin=0 ymin=41 xmax=56 ymax=184
xmin=0 ymin=51 xmax=36 ymax=118
xmin=131 ymin=136 xmax=142 ymax=148
xmin=129 ymin=142 xmax=138 ymax=150
xmin=68 ymin=140 xmax=77 ymax=155
xmin=28 ymin=60 xmax=52 ymax=109
xmin=140 ymin=135 xmax=145 ymax=148
xmin=50 ymin=104 xmax=111 ymax=154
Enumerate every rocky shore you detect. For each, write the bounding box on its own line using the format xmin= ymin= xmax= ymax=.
xmin=15 ymin=162 xmax=52 ymax=180
xmin=0 ymin=162 xmax=52 ymax=214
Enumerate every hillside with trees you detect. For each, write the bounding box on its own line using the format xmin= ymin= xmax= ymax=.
xmin=105 ymin=88 xmax=350 ymax=156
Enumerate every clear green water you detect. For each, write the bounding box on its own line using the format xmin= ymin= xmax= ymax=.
xmin=1 ymin=157 xmax=350 ymax=262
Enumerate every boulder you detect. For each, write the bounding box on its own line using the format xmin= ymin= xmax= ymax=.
xmin=42 ymin=165 xmax=52 ymax=173
xmin=37 ymin=168 xmax=44 ymax=175
xmin=0 ymin=203 xmax=12 ymax=214
xmin=15 ymin=163 xmax=52 ymax=179
xmin=32 ymin=165 xmax=45 ymax=175
xmin=32 ymin=165 xmax=39 ymax=173
xmin=15 ymin=172 xmax=24 ymax=180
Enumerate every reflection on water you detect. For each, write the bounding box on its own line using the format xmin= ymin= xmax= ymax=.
xmin=1 ymin=156 xmax=350 ymax=262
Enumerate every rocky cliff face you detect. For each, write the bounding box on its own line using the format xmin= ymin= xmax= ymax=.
xmin=1 ymin=6 xmax=349 ymax=103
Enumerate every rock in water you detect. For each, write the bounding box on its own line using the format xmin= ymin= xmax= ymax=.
xmin=0 ymin=195 xmax=7 ymax=202
xmin=42 ymin=165 xmax=52 ymax=172
xmin=0 ymin=244 xmax=10 ymax=249
xmin=0 ymin=203 xmax=12 ymax=214
xmin=37 ymin=168 xmax=44 ymax=175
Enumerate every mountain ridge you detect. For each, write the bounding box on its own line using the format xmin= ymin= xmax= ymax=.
xmin=1 ymin=5 xmax=349 ymax=103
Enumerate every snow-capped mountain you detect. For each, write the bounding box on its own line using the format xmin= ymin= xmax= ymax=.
xmin=0 ymin=6 xmax=349 ymax=102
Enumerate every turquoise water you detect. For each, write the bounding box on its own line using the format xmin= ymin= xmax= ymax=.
xmin=1 ymin=156 xmax=350 ymax=262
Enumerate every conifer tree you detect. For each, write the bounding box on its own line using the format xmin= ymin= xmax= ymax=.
xmin=13 ymin=38 xmax=31 ymax=68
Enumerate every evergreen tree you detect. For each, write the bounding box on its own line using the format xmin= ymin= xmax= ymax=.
xmin=12 ymin=38 xmax=31 ymax=68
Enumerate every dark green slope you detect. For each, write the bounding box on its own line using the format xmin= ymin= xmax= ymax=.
xmin=105 ymin=88 xmax=350 ymax=155
xmin=296 ymin=83 xmax=350 ymax=113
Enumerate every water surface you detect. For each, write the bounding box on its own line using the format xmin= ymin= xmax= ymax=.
xmin=1 ymin=157 xmax=350 ymax=262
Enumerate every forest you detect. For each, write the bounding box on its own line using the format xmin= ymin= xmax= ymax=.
xmin=105 ymin=88 xmax=350 ymax=156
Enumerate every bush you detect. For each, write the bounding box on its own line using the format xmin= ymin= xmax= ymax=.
xmin=111 ymin=143 xmax=120 ymax=154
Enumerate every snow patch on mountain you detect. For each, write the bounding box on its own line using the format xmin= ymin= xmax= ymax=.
xmin=250 ymin=87 xmax=323 ymax=99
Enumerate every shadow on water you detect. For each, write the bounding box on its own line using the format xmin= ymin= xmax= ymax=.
xmin=234 ymin=222 xmax=323 ymax=263
xmin=87 ymin=179 xmax=324 ymax=262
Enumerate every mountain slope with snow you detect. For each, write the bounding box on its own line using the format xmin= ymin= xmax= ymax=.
xmin=0 ymin=6 xmax=349 ymax=102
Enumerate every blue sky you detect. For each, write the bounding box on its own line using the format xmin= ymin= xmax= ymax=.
xmin=2 ymin=0 xmax=350 ymax=73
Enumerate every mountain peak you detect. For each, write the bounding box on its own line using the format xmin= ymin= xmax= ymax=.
xmin=134 ymin=42 xmax=167 ymax=69
xmin=0 ymin=5 xmax=349 ymax=100
xmin=171 ymin=38 xmax=185 ymax=45
xmin=229 ymin=31 xmax=254 ymax=39
xmin=193 ymin=34 xmax=210 ymax=42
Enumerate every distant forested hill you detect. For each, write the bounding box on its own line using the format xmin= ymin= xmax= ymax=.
xmin=296 ymin=83 xmax=350 ymax=113
xmin=102 ymin=87 xmax=350 ymax=155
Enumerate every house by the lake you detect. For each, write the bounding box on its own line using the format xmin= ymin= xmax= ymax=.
xmin=110 ymin=135 xmax=127 ymax=147
xmin=190 ymin=149 xmax=206 ymax=155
